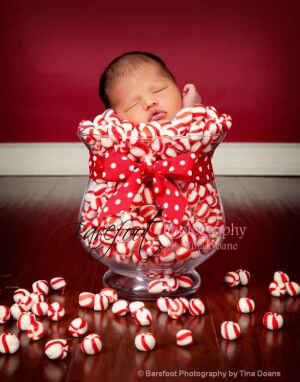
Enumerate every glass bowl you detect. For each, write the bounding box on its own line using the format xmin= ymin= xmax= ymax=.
xmin=77 ymin=131 xmax=227 ymax=300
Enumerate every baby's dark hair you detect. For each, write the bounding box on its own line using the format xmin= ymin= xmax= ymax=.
xmin=99 ymin=51 xmax=176 ymax=108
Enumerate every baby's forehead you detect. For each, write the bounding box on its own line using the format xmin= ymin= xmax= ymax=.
xmin=119 ymin=61 xmax=168 ymax=82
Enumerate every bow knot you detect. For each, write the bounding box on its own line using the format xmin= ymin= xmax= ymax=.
xmin=88 ymin=149 xmax=214 ymax=226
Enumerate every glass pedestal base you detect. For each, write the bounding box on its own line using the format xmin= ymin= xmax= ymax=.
xmin=102 ymin=270 xmax=201 ymax=301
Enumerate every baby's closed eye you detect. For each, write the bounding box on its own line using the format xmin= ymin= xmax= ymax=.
xmin=153 ymin=86 xmax=168 ymax=93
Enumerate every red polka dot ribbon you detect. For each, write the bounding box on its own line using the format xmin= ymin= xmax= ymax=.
xmin=89 ymin=150 xmax=214 ymax=226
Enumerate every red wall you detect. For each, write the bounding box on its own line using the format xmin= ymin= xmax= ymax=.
xmin=1 ymin=0 xmax=299 ymax=143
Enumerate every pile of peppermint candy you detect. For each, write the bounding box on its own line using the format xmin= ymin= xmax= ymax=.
xmin=1 ymin=269 xmax=298 ymax=356
xmin=77 ymin=105 xmax=232 ymax=266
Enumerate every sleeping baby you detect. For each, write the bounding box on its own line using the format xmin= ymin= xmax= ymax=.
xmin=98 ymin=51 xmax=203 ymax=125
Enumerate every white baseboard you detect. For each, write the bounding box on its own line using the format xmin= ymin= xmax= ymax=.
xmin=0 ymin=143 xmax=299 ymax=176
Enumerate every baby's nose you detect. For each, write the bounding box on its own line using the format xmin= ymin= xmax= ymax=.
xmin=144 ymin=97 xmax=157 ymax=109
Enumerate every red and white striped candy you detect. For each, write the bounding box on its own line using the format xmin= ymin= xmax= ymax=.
xmin=68 ymin=317 xmax=88 ymax=337
xmin=30 ymin=292 xmax=45 ymax=304
xmin=133 ymin=307 xmax=152 ymax=326
xmin=50 ymin=277 xmax=66 ymax=291
xmin=31 ymin=302 xmax=49 ymax=316
xmin=167 ymin=298 xmax=184 ymax=319
xmin=180 ymin=232 xmax=197 ymax=249
xmin=139 ymin=205 xmax=158 ymax=221
xmin=263 ymin=312 xmax=284 ymax=330
xmin=269 ymin=281 xmax=286 ymax=297
xmin=164 ymin=277 xmax=179 ymax=292
xmin=79 ymin=292 xmax=95 ymax=308
xmin=175 ymin=247 xmax=193 ymax=261
xmin=220 ymin=321 xmax=241 ymax=340
xmin=156 ymin=297 xmax=171 ymax=312
xmin=148 ymin=279 xmax=168 ymax=294
xmin=224 ymin=271 xmax=240 ymax=287
xmin=273 ymin=271 xmax=289 ymax=285
xmin=32 ymin=280 xmax=49 ymax=295
xmin=94 ymin=294 xmax=109 ymax=311
xmin=129 ymin=301 xmax=145 ymax=315
xmin=100 ymin=288 xmax=118 ymax=303
xmin=44 ymin=339 xmax=68 ymax=360
xmin=111 ymin=299 xmax=129 ymax=316
xmin=236 ymin=297 xmax=255 ymax=313
xmin=235 ymin=269 xmax=250 ymax=286
xmin=27 ymin=321 xmax=46 ymax=341
xmin=158 ymin=233 xmax=173 ymax=248
xmin=17 ymin=312 xmax=37 ymax=331
xmin=0 ymin=333 xmax=20 ymax=354
xmin=195 ymin=202 xmax=209 ymax=218
xmin=80 ymin=333 xmax=102 ymax=355
xmin=176 ymin=329 xmax=194 ymax=346
xmin=188 ymin=298 xmax=206 ymax=316
xmin=17 ymin=296 xmax=32 ymax=312
xmin=178 ymin=297 xmax=189 ymax=313
xmin=10 ymin=303 xmax=28 ymax=319
xmin=160 ymin=248 xmax=176 ymax=263
xmin=48 ymin=302 xmax=65 ymax=321
xmin=285 ymin=281 xmax=300 ymax=296
xmin=148 ymin=221 xmax=164 ymax=237
xmin=13 ymin=288 xmax=30 ymax=303
xmin=135 ymin=332 xmax=156 ymax=351
xmin=177 ymin=275 xmax=193 ymax=288
xmin=0 ymin=305 xmax=11 ymax=324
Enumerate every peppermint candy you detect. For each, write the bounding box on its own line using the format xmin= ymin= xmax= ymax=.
xmin=44 ymin=339 xmax=69 ymax=360
xmin=10 ymin=303 xmax=28 ymax=320
xmin=50 ymin=277 xmax=66 ymax=291
xmin=31 ymin=302 xmax=49 ymax=316
xmin=19 ymin=295 xmax=33 ymax=310
xmin=188 ymin=298 xmax=206 ymax=316
xmin=80 ymin=333 xmax=103 ymax=355
xmin=68 ymin=318 xmax=88 ymax=337
xmin=273 ymin=271 xmax=289 ymax=285
xmin=94 ymin=294 xmax=110 ymax=311
xmin=224 ymin=271 xmax=240 ymax=287
xmin=235 ymin=269 xmax=250 ymax=286
xmin=285 ymin=281 xmax=300 ymax=296
xmin=236 ymin=298 xmax=255 ymax=313
xmin=17 ymin=312 xmax=37 ymax=331
xmin=48 ymin=302 xmax=65 ymax=321
xmin=79 ymin=292 xmax=95 ymax=308
xmin=30 ymin=292 xmax=45 ymax=304
xmin=0 ymin=305 xmax=11 ymax=324
xmin=269 ymin=281 xmax=286 ymax=297
xmin=129 ymin=301 xmax=145 ymax=315
xmin=27 ymin=321 xmax=46 ymax=341
xmin=13 ymin=288 xmax=30 ymax=303
xmin=0 ymin=333 xmax=20 ymax=354
xmin=133 ymin=307 xmax=153 ymax=326
xmin=111 ymin=299 xmax=129 ymax=316
xmin=156 ymin=297 xmax=171 ymax=313
xmin=135 ymin=332 xmax=156 ymax=351
xmin=32 ymin=280 xmax=49 ymax=295
xmin=100 ymin=288 xmax=118 ymax=303
xmin=263 ymin=312 xmax=284 ymax=330
xmin=176 ymin=329 xmax=194 ymax=346
xmin=167 ymin=298 xmax=184 ymax=319
xmin=177 ymin=276 xmax=193 ymax=288
xmin=178 ymin=297 xmax=189 ymax=313
xmin=220 ymin=321 xmax=241 ymax=340
xmin=148 ymin=279 xmax=168 ymax=294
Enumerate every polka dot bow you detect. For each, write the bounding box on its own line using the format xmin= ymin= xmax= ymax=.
xmin=89 ymin=150 xmax=214 ymax=226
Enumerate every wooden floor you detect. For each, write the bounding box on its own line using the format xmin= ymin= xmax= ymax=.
xmin=0 ymin=176 xmax=299 ymax=382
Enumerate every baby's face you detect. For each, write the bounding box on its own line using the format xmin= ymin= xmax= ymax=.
xmin=109 ymin=63 xmax=182 ymax=125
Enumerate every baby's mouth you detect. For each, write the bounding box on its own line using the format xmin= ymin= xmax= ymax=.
xmin=149 ymin=110 xmax=167 ymax=122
